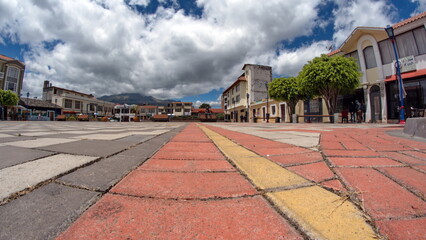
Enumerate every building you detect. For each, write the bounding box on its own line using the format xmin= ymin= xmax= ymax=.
xmin=19 ymin=98 xmax=62 ymax=121
xmin=166 ymin=102 xmax=192 ymax=116
xmin=329 ymin=11 xmax=426 ymax=123
xmin=223 ymin=64 xmax=286 ymax=122
xmin=42 ymin=80 xmax=115 ymax=117
xmin=138 ymin=105 xmax=160 ymax=120
xmin=0 ymin=54 xmax=25 ymax=96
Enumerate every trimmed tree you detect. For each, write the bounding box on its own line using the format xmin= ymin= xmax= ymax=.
xmin=0 ymin=90 xmax=19 ymax=120
xmin=199 ymin=103 xmax=211 ymax=109
xmin=299 ymin=54 xmax=361 ymax=119
xmin=268 ymin=77 xmax=307 ymax=123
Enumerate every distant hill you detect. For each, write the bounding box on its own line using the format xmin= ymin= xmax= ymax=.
xmin=98 ymin=93 xmax=176 ymax=106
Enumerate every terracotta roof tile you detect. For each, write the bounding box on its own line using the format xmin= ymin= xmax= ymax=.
xmin=327 ymin=49 xmax=341 ymax=56
xmin=393 ymin=11 xmax=426 ymax=29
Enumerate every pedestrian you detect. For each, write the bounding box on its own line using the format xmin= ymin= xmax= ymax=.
xmin=240 ymin=114 xmax=244 ymax=122
xmin=355 ymin=100 xmax=362 ymax=123
xmin=349 ymin=101 xmax=356 ymax=122
xmin=360 ymin=101 xmax=366 ymax=122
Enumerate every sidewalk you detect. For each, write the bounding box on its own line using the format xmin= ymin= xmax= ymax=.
xmin=55 ymin=123 xmax=426 ymax=240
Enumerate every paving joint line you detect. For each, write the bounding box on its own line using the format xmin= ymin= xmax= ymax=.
xmin=108 ymin=191 xmax=262 ymax=202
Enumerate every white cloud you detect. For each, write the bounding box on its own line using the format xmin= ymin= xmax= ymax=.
xmin=332 ymin=0 xmax=396 ymax=47
xmin=128 ymin=0 xmax=150 ymax=7
xmin=411 ymin=0 xmax=426 ymax=14
xmin=0 ymin=0 xmax=337 ymax=99
xmin=193 ymin=100 xmax=221 ymax=108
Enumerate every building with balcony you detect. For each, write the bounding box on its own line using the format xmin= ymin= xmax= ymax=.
xmin=166 ymin=102 xmax=192 ymax=116
xmin=222 ymin=64 xmax=288 ymax=122
xmin=0 ymin=54 xmax=25 ymax=96
xmin=42 ymin=80 xmax=116 ymax=117
xmin=330 ymin=11 xmax=426 ymax=123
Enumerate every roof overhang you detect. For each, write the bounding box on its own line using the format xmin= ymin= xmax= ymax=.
xmin=339 ymin=27 xmax=388 ymax=53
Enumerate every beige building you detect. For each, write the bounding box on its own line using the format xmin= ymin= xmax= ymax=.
xmin=42 ymin=81 xmax=115 ymax=117
xmin=329 ymin=11 xmax=426 ymax=123
xmin=166 ymin=102 xmax=192 ymax=116
xmin=0 ymin=54 xmax=25 ymax=96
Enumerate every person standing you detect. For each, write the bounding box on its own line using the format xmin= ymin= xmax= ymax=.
xmin=360 ymin=101 xmax=366 ymax=122
xmin=349 ymin=101 xmax=356 ymax=122
xmin=355 ymin=100 xmax=362 ymax=123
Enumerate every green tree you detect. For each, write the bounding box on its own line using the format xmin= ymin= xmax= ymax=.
xmin=268 ymin=77 xmax=307 ymax=123
xmin=0 ymin=90 xmax=19 ymax=120
xmin=199 ymin=103 xmax=211 ymax=109
xmin=299 ymin=54 xmax=361 ymax=118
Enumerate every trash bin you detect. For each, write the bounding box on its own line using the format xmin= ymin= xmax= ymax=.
xmin=276 ymin=117 xmax=280 ymax=123
xmin=333 ymin=113 xmax=339 ymax=124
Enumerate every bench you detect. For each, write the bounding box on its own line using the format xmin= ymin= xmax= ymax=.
xmin=151 ymin=114 xmax=169 ymax=122
xmin=77 ymin=114 xmax=90 ymax=121
xmin=295 ymin=115 xmax=333 ymax=123
xmin=56 ymin=115 xmax=66 ymax=121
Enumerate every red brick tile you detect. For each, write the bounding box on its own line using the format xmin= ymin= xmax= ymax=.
xmin=269 ymin=152 xmax=323 ymax=165
xmin=140 ymin=159 xmax=236 ymax=172
xmin=321 ymin=179 xmax=346 ymax=192
xmin=111 ymin=171 xmax=256 ymax=199
xmin=287 ymin=162 xmax=334 ymax=183
xmin=414 ymin=165 xmax=426 ymax=173
xmin=320 ymin=141 xmax=345 ymax=150
xmin=152 ymin=151 xmax=225 ymax=160
xmin=379 ymin=152 xmax=426 ymax=165
xmin=329 ymin=157 xmax=403 ymax=167
xmin=402 ymin=151 xmax=426 ymax=160
xmin=336 ymin=168 xmax=426 ymax=219
xmin=323 ymin=150 xmax=381 ymax=157
xmin=171 ymin=134 xmax=211 ymax=142
xmin=368 ymin=144 xmax=412 ymax=152
xmin=380 ymin=167 xmax=426 ymax=197
xmin=57 ymin=195 xmax=302 ymax=240
xmin=376 ymin=217 xmax=426 ymax=240
xmin=160 ymin=142 xmax=220 ymax=153
xmin=341 ymin=141 xmax=369 ymax=150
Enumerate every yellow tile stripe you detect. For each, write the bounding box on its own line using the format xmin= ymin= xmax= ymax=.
xmin=200 ymin=125 xmax=378 ymax=240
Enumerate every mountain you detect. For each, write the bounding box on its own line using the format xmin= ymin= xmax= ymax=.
xmin=98 ymin=93 xmax=176 ymax=106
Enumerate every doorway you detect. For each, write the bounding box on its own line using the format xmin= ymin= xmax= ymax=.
xmin=370 ymin=85 xmax=382 ymax=122
xmin=280 ymin=104 xmax=286 ymax=122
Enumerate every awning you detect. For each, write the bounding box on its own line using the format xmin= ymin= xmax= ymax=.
xmin=385 ymin=69 xmax=426 ymax=82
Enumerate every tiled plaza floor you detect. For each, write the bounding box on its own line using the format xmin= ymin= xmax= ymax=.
xmin=1 ymin=121 xmax=425 ymax=239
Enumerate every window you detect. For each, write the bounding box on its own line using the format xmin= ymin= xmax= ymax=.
xmin=75 ymin=101 xmax=81 ymax=109
xmin=413 ymin=27 xmax=426 ymax=55
xmin=345 ymin=51 xmax=361 ymax=69
xmin=175 ymin=108 xmax=182 ymax=112
xmin=5 ymin=67 xmax=19 ymax=92
xmin=396 ymin=31 xmax=418 ymax=58
xmin=64 ymin=99 xmax=73 ymax=109
xmin=236 ymin=95 xmax=240 ymax=102
xmin=89 ymin=104 xmax=95 ymax=111
xmin=98 ymin=106 xmax=103 ymax=112
xmin=379 ymin=39 xmax=395 ymax=64
xmin=271 ymin=105 xmax=276 ymax=115
xmin=363 ymin=46 xmax=377 ymax=69
xmin=235 ymin=84 xmax=240 ymax=92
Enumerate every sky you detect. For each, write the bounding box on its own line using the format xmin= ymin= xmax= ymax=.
xmin=0 ymin=0 xmax=425 ymax=107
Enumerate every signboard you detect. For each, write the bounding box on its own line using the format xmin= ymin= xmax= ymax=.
xmin=397 ymin=55 xmax=416 ymax=73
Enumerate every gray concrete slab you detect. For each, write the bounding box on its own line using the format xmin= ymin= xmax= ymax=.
xmin=3 ymin=138 xmax=80 ymax=148
xmin=0 ymin=183 xmax=100 ymax=240
xmin=39 ymin=139 xmax=135 ymax=157
xmin=0 ymin=146 xmax=54 ymax=169
xmin=0 ymin=136 xmax=37 ymax=143
xmin=0 ymin=154 xmax=98 ymax=202
xmin=57 ymin=154 xmax=147 ymax=191
xmin=404 ymin=117 xmax=426 ymax=138
xmin=114 ymin=134 xmax=156 ymax=143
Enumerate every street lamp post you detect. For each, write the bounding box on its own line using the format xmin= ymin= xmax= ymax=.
xmin=246 ymin=93 xmax=249 ymax=123
xmin=232 ymin=98 xmax=236 ymax=122
xmin=385 ymin=25 xmax=405 ymax=124
xmin=265 ymin=82 xmax=269 ymax=123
